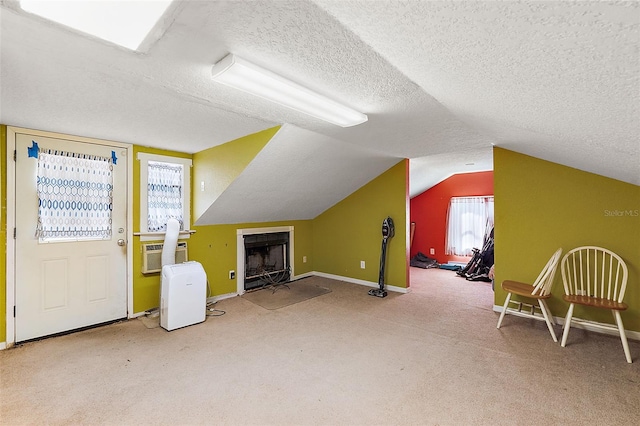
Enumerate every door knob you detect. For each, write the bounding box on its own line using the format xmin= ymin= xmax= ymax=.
xmin=117 ymin=239 xmax=126 ymax=246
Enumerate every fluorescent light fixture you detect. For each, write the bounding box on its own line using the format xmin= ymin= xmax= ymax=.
xmin=19 ymin=0 xmax=173 ymax=51
xmin=211 ymin=54 xmax=368 ymax=127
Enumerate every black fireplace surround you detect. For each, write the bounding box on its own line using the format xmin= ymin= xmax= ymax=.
xmin=244 ymin=232 xmax=290 ymax=290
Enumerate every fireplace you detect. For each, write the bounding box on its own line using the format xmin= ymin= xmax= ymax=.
xmin=236 ymin=226 xmax=294 ymax=293
xmin=244 ymin=232 xmax=290 ymax=290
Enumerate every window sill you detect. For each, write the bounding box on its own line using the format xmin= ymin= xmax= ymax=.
xmin=134 ymin=230 xmax=195 ymax=242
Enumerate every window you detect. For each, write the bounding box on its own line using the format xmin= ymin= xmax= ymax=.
xmin=36 ymin=148 xmax=114 ymax=242
xmin=138 ymin=153 xmax=191 ymax=241
xmin=147 ymin=160 xmax=183 ymax=232
xmin=445 ymin=196 xmax=494 ymax=256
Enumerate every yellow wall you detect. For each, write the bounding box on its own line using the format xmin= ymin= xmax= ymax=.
xmin=312 ymin=160 xmax=409 ymax=288
xmin=189 ymin=220 xmax=313 ymax=296
xmin=494 ymin=148 xmax=640 ymax=332
xmin=193 ymin=127 xmax=279 ymax=221
xmin=0 ymin=126 xmax=6 ymax=343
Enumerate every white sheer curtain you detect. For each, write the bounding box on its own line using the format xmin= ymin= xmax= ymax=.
xmin=147 ymin=161 xmax=183 ymax=232
xmin=36 ymin=149 xmax=113 ymax=240
xmin=445 ymin=196 xmax=494 ymax=256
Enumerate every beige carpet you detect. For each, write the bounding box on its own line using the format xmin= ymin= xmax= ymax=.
xmin=1 ymin=269 xmax=639 ymax=425
xmin=138 ymin=311 xmax=160 ymax=329
xmin=241 ymin=277 xmax=331 ymax=310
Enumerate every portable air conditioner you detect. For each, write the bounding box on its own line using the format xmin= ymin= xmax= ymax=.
xmin=142 ymin=242 xmax=188 ymax=274
xmin=160 ymin=261 xmax=207 ymax=331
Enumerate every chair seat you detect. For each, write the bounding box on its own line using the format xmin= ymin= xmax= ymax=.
xmin=501 ymin=280 xmax=551 ymax=299
xmin=562 ymin=294 xmax=628 ymax=311
xmin=496 ymin=248 xmax=562 ymax=342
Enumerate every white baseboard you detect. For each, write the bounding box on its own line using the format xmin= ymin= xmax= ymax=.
xmin=493 ymin=305 xmax=640 ymax=341
xmin=207 ymin=292 xmax=237 ymax=303
xmin=233 ymin=271 xmax=408 ymax=295
xmin=0 ymin=341 xmax=6 ymax=351
xmin=129 ymin=311 xmax=148 ymax=319
xmin=292 ymin=272 xmax=315 ymax=281
xmin=312 ymin=271 xmax=410 ymax=294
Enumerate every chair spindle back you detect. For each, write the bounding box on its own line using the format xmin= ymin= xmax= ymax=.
xmin=531 ymin=248 xmax=563 ymax=296
xmin=561 ymin=246 xmax=628 ymax=303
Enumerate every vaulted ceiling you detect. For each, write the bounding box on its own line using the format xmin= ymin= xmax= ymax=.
xmin=1 ymin=1 xmax=638 ymax=222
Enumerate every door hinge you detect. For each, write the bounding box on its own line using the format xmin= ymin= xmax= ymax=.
xmin=13 ymin=228 xmax=16 ymax=239
xmin=13 ymin=150 xmax=17 ymax=162
xmin=13 ymin=306 xmax=16 ymax=318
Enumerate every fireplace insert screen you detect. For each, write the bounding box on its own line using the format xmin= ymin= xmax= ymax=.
xmin=244 ymin=232 xmax=290 ymax=290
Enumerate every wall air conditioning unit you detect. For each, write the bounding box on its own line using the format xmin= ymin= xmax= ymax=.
xmin=142 ymin=242 xmax=188 ymax=274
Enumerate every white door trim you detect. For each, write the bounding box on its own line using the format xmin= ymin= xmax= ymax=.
xmin=5 ymin=126 xmax=134 ymax=348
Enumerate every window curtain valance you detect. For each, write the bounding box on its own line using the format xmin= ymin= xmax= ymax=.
xmin=35 ymin=148 xmax=114 ymax=239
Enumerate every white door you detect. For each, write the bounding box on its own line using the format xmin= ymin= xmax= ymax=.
xmin=15 ymin=133 xmax=127 ymax=342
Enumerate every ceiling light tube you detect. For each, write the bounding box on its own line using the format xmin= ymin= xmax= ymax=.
xmin=211 ymin=54 xmax=368 ymax=127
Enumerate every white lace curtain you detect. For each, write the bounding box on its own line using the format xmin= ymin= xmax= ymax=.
xmin=445 ymin=196 xmax=494 ymax=256
xmin=147 ymin=161 xmax=183 ymax=232
xmin=36 ymin=149 xmax=113 ymax=239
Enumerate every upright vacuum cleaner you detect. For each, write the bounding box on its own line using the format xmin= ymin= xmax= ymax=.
xmin=369 ymin=216 xmax=395 ymax=298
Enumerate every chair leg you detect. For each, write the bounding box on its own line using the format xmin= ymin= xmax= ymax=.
xmin=497 ymin=292 xmax=512 ymax=329
xmin=561 ymin=303 xmax=575 ymax=347
xmin=613 ymin=310 xmax=632 ymax=364
xmin=538 ymin=300 xmax=557 ymax=342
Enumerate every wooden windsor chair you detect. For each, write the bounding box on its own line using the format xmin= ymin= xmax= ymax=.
xmin=497 ymin=248 xmax=563 ymax=342
xmin=560 ymin=246 xmax=632 ymax=363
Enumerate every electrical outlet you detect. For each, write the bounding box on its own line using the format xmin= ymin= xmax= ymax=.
xmin=229 ymin=270 xmax=235 ymax=280
xmin=303 ymin=256 xmax=307 ymax=263
xmin=200 ymin=181 xmax=205 ymax=191
xmin=429 ymin=248 xmax=435 ymax=255
xmin=360 ymin=260 xmax=366 ymax=269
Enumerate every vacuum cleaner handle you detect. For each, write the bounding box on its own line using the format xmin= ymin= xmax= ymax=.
xmin=382 ymin=216 xmax=395 ymax=239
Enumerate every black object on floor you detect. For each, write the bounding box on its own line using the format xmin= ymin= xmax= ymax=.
xmin=369 ymin=216 xmax=394 ymax=298
xmin=456 ymin=225 xmax=494 ymax=282
xmin=410 ymin=252 xmax=439 ymax=269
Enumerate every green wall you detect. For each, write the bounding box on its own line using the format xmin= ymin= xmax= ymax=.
xmin=0 ymin=126 xmax=6 ymax=343
xmin=494 ymin=148 xmax=640 ymax=332
xmin=312 ymin=160 xmax=409 ymax=288
xmin=193 ymin=127 xmax=279 ymax=221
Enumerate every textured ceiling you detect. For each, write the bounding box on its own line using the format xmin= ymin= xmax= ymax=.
xmin=1 ymin=1 xmax=638 ymax=223
xmin=316 ymin=0 xmax=639 ymax=185
xmin=409 ymin=148 xmax=494 ymax=198
xmin=196 ymin=125 xmax=400 ymax=224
